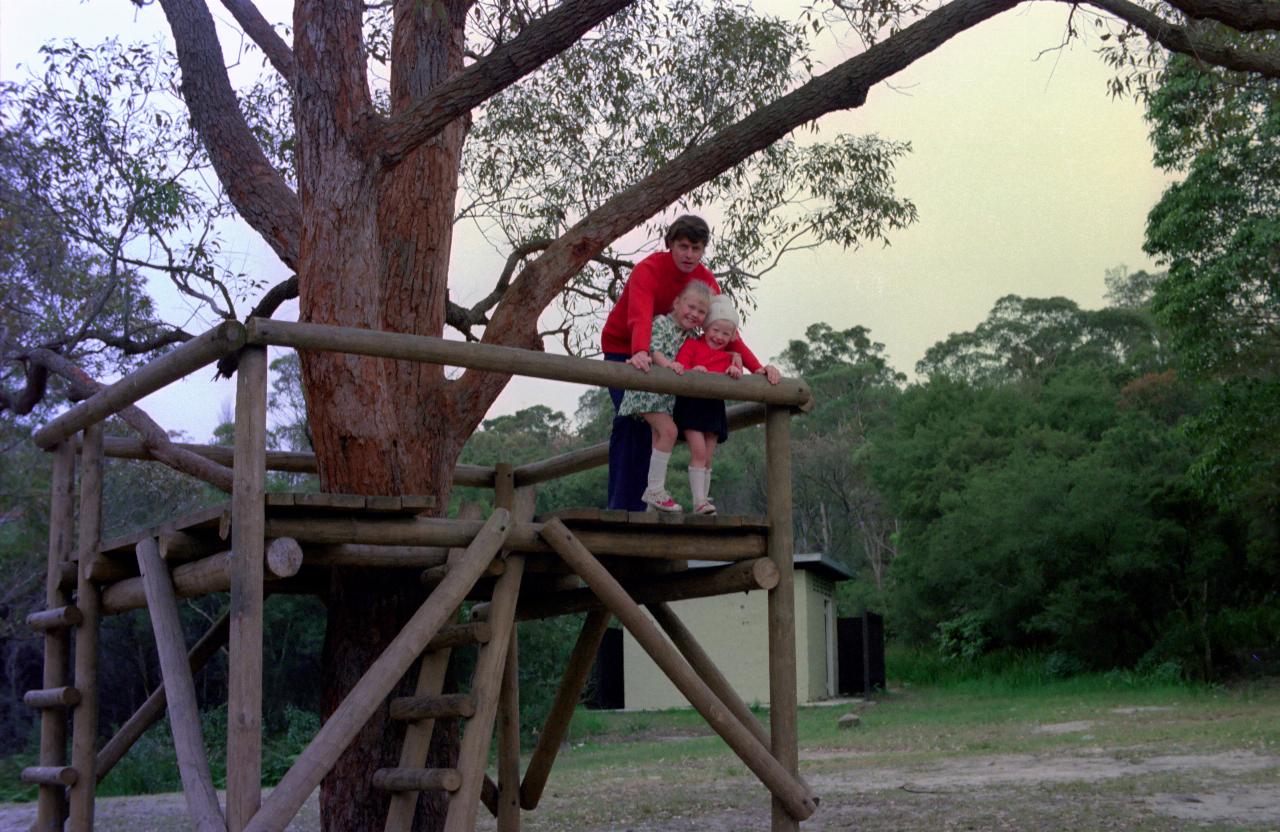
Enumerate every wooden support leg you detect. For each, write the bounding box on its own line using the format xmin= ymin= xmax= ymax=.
xmin=229 ymin=344 xmax=267 ymax=832
xmin=766 ymin=406 xmax=801 ymax=831
xmin=97 ymin=614 xmax=230 ymax=782
xmin=69 ymin=424 xmax=103 ymax=831
xmin=496 ymin=627 xmax=521 ymax=831
xmin=34 ymin=441 xmax=75 ymax=831
xmin=539 ymin=519 xmax=815 ymax=822
xmin=136 ymin=538 xmax=224 ymax=832
xmin=245 ymin=508 xmax=513 ymax=832
xmin=495 ymin=467 xmax=527 ymax=831
xmin=519 ymin=608 xmax=610 ymax=810
xmin=444 ymin=554 xmax=526 ymax=832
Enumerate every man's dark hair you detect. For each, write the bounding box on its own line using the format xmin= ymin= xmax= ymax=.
xmin=664 ymin=214 xmax=710 ymax=246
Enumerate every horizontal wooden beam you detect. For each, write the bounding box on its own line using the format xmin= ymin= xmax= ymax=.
xmin=303 ymin=543 xmax=450 ymax=568
xmin=101 ymin=545 xmax=303 ymax=615
xmin=97 ymin=436 xmax=495 ymax=487
xmin=33 ymin=322 xmax=246 ymax=450
xmin=246 ymin=318 xmax=810 ymax=407
xmin=263 ymin=517 xmax=765 ymax=561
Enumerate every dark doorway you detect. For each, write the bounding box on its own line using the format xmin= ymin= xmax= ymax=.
xmin=837 ymin=612 xmax=885 ymax=695
xmin=586 ymin=626 xmax=624 ymax=709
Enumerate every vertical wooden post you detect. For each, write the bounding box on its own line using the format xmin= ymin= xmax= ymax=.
xmin=495 ymin=466 xmax=523 ymax=831
xmin=136 ymin=538 xmax=225 ymax=832
xmin=69 ymin=425 xmax=103 ymax=831
xmin=496 ymin=626 xmax=521 ymax=830
xmin=228 ymin=345 xmax=267 ymax=832
xmin=35 ymin=441 xmax=76 ymax=831
xmin=765 ymin=406 xmax=799 ymax=832
xmin=444 ymin=554 xmax=525 ymax=832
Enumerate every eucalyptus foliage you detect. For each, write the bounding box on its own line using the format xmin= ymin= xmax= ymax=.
xmin=462 ymin=0 xmax=917 ymax=347
xmin=1145 ymin=55 xmax=1280 ymax=503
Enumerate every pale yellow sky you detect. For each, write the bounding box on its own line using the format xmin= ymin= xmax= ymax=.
xmin=1 ymin=1 xmax=1169 ymax=436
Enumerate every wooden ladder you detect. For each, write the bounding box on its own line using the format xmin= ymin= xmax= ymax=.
xmin=378 ymin=483 xmax=531 ymax=832
xmin=23 ymin=433 xmax=105 ymax=831
xmin=376 ymin=555 xmax=525 ymax=832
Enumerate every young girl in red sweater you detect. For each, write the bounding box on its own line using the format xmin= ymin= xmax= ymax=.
xmin=672 ymin=295 xmax=747 ymax=515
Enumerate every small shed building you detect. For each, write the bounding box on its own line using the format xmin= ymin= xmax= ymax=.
xmin=622 ymin=553 xmax=853 ymax=710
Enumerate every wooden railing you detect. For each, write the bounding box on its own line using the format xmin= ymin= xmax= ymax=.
xmin=28 ymin=317 xmax=811 ymax=832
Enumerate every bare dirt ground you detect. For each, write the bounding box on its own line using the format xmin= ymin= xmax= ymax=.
xmin=6 ymin=747 xmax=1271 ymax=831
xmin=4 ymin=697 xmax=1277 ymax=831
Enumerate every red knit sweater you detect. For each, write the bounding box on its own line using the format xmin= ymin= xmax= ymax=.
xmin=600 ymin=251 xmax=761 ymax=371
xmin=675 ymin=337 xmax=736 ymax=374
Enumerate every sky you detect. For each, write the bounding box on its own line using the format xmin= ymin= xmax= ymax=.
xmin=0 ymin=0 xmax=1169 ymax=442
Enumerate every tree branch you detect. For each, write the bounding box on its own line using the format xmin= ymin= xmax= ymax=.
xmin=158 ymin=0 xmax=302 ymax=268
xmin=219 ymin=0 xmax=296 ymax=83
xmin=0 ymin=359 xmax=48 ymax=416
xmin=371 ymin=0 xmax=636 ymax=166
xmin=451 ymin=0 xmax=1028 ymax=410
xmin=22 ymin=348 xmax=234 ymax=492
xmin=1086 ymin=0 xmax=1280 ymax=75
xmin=1161 ymin=0 xmax=1280 ymax=32
xmin=215 ymin=273 xmax=297 ymax=377
xmin=74 ymin=328 xmax=195 ymax=354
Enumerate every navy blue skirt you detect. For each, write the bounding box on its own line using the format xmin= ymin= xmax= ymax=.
xmin=673 ymin=396 xmax=728 ymax=443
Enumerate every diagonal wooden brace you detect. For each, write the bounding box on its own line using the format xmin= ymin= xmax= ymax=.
xmin=539 ymin=519 xmax=816 ymax=821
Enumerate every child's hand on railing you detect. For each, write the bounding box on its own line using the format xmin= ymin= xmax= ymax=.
xmin=669 ymin=361 xmax=686 ymax=375
xmin=725 ymin=364 xmax=743 ymax=379
xmin=628 ymin=351 xmax=653 ymax=372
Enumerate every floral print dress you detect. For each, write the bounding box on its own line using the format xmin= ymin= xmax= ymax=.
xmin=618 ymin=313 xmax=693 ymax=418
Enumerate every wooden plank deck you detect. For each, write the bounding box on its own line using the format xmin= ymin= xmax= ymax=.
xmin=96 ymin=494 xmax=437 ymax=564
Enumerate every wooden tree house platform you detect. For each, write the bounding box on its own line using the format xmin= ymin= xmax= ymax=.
xmin=22 ymin=318 xmax=816 ymax=831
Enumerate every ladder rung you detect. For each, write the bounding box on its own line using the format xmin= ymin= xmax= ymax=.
xmin=426 ymin=621 xmax=491 ymax=652
xmin=27 ymin=605 xmax=83 ymax=632
xmin=390 ymin=693 xmax=474 ymax=722
xmin=371 ymin=767 xmax=461 ymax=792
xmin=21 ymin=766 xmax=78 ymax=786
xmin=24 ymin=686 xmax=81 ymax=709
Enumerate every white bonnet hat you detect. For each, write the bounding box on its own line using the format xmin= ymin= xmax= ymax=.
xmin=706 ymin=295 xmax=740 ymax=330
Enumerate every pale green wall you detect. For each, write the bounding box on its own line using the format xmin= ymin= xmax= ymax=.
xmin=622 ymin=570 xmax=837 ymax=710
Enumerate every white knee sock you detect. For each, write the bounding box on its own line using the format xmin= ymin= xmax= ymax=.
xmin=689 ymin=466 xmax=707 ymax=505
xmin=647 ymin=448 xmax=672 ymax=493
xmin=704 ymin=467 xmax=713 ymax=502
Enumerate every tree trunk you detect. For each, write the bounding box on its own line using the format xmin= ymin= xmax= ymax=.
xmin=293 ymin=1 xmax=481 ymax=828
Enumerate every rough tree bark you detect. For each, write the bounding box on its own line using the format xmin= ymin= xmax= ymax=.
xmin=140 ymin=0 xmax=1280 ymax=829
xmin=292 ymin=0 xmax=471 ymax=827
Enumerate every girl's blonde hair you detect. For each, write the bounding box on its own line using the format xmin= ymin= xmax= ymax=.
xmin=676 ymin=280 xmax=713 ymax=305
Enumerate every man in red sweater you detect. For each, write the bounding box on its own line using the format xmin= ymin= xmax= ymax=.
xmin=602 ymin=215 xmax=770 ymax=510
